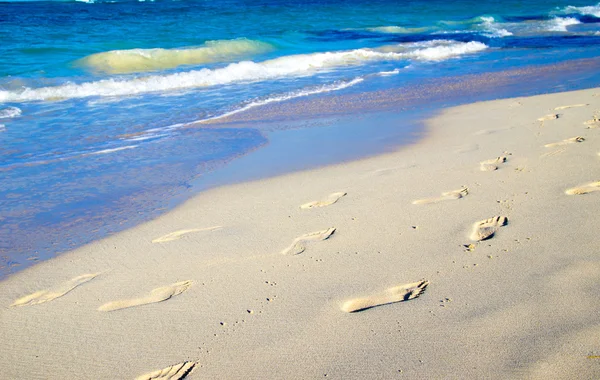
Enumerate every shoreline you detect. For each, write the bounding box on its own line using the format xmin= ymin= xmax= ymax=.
xmin=3 ymin=56 xmax=600 ymax=280
xmin=1 ymin=86 xmax=600 ymax=379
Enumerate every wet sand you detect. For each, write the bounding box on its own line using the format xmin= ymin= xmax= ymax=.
xmin=1 ymin=87 xmax=599 ymax=379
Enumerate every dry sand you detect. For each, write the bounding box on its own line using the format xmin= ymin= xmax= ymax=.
xmin=1 ymin=88 xmax=599 ymax=379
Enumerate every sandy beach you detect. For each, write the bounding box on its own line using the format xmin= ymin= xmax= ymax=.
xmin=1 ymin=87 xmax=599 ymax=379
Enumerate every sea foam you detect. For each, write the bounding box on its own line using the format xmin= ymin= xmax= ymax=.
xmin=0 ymin=106 xmax=22 ymax=118
xmin=122 ymin=77 xmax=365 ymax=141
xmin=76 ymin=39 xmax=274 ymax=74
xmin=545 ymin=17 xmax=581 ymax=31
xmin=366 ymin=25 xmax=432 ymax=34
xmin=562 ymin=3 xmax=600 ymax=17
xmin=0 ymin=40 xmax=487 ymax=102
xmin=201 ymin=77 xmax=365 ymax=123
xmin=479 ymin=17 xmax=513 ymax=37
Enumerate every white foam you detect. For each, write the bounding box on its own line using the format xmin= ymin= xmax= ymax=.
xmin=562 ymin=3 xmax=600 ymax=17
xmin=378 ymin=68 xmax=400 ymax=76
xmin=201 ymin=77 xmax=364 ymax=123
xmin=123 ymin=133 xmax=169 ymax=142
xmin=0 ymin=106 xmax=22 ymax=119
xmin=88 ymin=145 xmax=138 ymax=155
xmin=0 ymin=40 xmax=487 ymax=103
xmin=479 ymin=16 xmax=513 ymax=38
xmin=0 ymin=124 xmax=5 ymax=132
xmin=122 ymin=78 xmax=365 ymax=141
xmin=545 ymin=17 xmax=581 ymax=32
xmin=367 ymin=25 xmax=431 ymax=34
xmin=403 ymin=41 xmax=487 ymax=61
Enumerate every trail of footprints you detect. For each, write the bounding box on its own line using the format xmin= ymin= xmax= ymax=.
xmin=9 ymin=101 xmax=599 ymax=379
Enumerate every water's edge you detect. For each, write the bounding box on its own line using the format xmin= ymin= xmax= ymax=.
xmin=2 ymin=56 xmax=600 ymax=280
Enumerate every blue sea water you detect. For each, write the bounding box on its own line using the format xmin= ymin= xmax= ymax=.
xmin=2 ymin=0 xmax=600 ymax=278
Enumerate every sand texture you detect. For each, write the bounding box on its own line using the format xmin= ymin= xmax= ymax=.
xmin=1 ymin=88 xmax=600 ymax=379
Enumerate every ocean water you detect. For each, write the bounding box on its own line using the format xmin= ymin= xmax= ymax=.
xmin=2 ymin=0 xmax=600 ymax=278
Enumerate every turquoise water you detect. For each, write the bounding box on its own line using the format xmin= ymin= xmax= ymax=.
xmin=2 ymin=0 xmax=600 ymax=277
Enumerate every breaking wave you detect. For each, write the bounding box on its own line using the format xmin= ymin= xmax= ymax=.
xmin=366 ymin=25 xmax=432 ymax=34
xmin=76 ymin=39 xmax=274 ymax=74
xmin=544 ymin=17 xmax=582 ymax=32
xmin=561 ymin=3 xmax=600 ymax=17
xmin=0 ymin=40 xmax=487 ymax=102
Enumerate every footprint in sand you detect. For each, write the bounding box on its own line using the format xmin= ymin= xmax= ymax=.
xmin=152 ymin=226 xmax=222 ymax=243
xmin=544 ymin=136 xmax=585 ymax=148
xmin=135 ymin=362 xmax=196 ymax=380
xmin=480 ymin=156 xmax=507 ymax=171
xmin=584 ymin=117 xmax=600 ymax=128
xmin=540 ymin=148 xmax=566 ymax=158
xmin=11 ymin=273 xmax=99 ymax=307
xmin=341 ymin=280 xmax=429 ymax=313
xmin=538 ymin=114 xmax=559 ymax=122
xmin=554 ymin=104 xmax=588 ymax=110
xmin=281 ymin=228 xmax=336 ymax=255
xmin=300 ymin=192 xmax=346 ymax=209
xmin=565 ymin=181 xmax=600 ymax=195
xmin=98 ymin=280 xmax=192 ymax=312
xmin=412 ymin=188 xmax=468 ymax=205
xmin=470 ymin=216 xmax=508 ymax=241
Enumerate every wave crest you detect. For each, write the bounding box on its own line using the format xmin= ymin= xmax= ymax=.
xmin=76 ymin=39 xmax=274 ymax=74
xmin=562 ymin=3 xmax=600 ymax=17
xmin=545 ymin=17 xmax=581 ymax=31
xmin=366 ymin=25 xmax=432 ymax=34
xmin=1 ymin=40 xmax=487 ymax=103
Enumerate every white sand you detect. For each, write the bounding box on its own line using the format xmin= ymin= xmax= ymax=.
xmin=1 ymin=88 xmax=599 ymax=379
